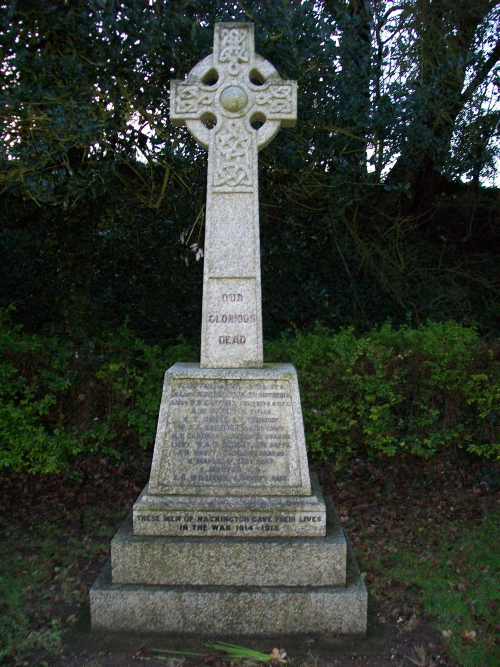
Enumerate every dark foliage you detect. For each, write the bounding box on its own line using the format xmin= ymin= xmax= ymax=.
xmin=1 ymin=1 xmax=499 ymax=343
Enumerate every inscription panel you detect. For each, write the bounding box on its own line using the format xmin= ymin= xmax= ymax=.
xmin=156 ymin=378 xmax=301 ymax=495
xmin=201 ymin=276 xmax=262 ymax=368
xmin=133 ymin=509 xmax=325 ymax=537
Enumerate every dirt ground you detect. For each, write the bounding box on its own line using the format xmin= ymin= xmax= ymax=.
xmin=1 ymin=450 xmax=498 ymax=667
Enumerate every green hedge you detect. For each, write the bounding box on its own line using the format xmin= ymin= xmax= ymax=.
xmin=1 ymin=309 xmax=498 ymax=472
xmin=266 ymin=322 xmax=499 ymax=460
xmin=0 ymin=308 xmax=197 ymax=472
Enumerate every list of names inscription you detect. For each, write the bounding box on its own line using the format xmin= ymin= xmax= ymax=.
xmin=157 ymin=378 xmax=300 ymax=493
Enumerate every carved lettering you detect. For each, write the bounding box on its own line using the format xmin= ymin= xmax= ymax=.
xmin=135 ymin=509 xmax=325 ymax=535
xmin=157 ymin=378 xmax=297 ymax=491
xmin=209 ymin=314 xmax=256 ymax=324
xmin=222 ymin=294 xmax=244 ymax=302
xmin=219 ymin=335 xmax=246 ymax=344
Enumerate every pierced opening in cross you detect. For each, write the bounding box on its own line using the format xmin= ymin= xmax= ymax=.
xmin=250 ymin=112 xmax=266 ymax=130
xmin=200 ymin=112 xmax=217 ymax=129
xmin=249 ymin=69 xmax=266 ymax=86
xmin=201 ymin=69 xmax=219 ymax=86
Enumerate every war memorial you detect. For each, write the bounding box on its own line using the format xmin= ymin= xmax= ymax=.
xmin=90 ymin=22 xmax=368 ymax=637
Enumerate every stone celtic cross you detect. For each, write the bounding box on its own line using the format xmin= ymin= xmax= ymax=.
xmin=171 ymin=23 xmax=297 ymax=368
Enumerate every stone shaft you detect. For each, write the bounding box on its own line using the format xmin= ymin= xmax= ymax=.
xmin=170 ymin=23 xmax=297 ymax=368
xmin=201 ymin=173 xmax=262 ymax=368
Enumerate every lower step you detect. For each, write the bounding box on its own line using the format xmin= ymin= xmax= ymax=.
xmin=90 ymin=540 xmax=367 ymax=636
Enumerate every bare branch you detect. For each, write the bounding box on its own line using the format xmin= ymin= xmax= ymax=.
xmin=460 ymin=38 xmax=500 ymax=105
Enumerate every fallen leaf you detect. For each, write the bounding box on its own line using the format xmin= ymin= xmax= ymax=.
xmin=462 ymin=630 xmax=476 ymax=643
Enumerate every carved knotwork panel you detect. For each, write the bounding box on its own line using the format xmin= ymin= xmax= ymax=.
xmin=218 ymin=27 xmax=250 ymax=77
xmin=213 ymin=119 xmax=254 ymax=191
xmin=172 ymin=83 xmax=215 ymax=117
xmin=255 ymin=85 xmax=294 ymax=116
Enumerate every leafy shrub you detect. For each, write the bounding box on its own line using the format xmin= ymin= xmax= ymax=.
xmin=1 ymin=310 xmax=498 ymax=472
xmin=94 ymin=327 xmax=198 ymax=450
xmin=0 ymin=308 xmax=80 ymax=472
xmin=0 ymin=308 xmax=197 ymax=472
xmin=266 ymin=322 xmax=500 ymax=461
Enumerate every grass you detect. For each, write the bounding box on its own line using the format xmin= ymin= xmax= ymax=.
xmin=366 ymin=509 xmax=500 ymax=666
xmin=3 ymin=515 xmax=498 ymax=666
xmin=0 ymin=520 xmax=108 ymax=663
xmin=1 ymin=452 xmax=498 ymax=665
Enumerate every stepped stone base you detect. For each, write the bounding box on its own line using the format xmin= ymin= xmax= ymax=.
xmin=115 ymin=496 xmax=345 ymax=587
xmin=89 ymin=357 xmax=368 ymax=636
xmin=90 ymin=500 xmax=367 ymax=636
xmin=90 ymin=540 xmax=366 ymax=636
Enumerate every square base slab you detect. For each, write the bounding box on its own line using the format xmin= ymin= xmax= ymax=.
xmin=69 ymin=599 xmax=386 ymax=660
xmin=90 ymin=538 xmax=367 ymax=636
xmin=115 ymin=497 xmax=345 ymax=587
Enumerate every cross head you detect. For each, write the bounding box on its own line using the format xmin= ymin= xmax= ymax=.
xmin=170 ymin=23 xmax=297 ymax=368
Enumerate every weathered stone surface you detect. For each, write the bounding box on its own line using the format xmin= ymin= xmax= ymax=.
xmin=117 ymin=497 xmax=343 ymax=586
xmin=170 ymin=23 xmax=296 ymax=369
xmin=133 ymin=472 xmax=325 ymax=537
xmin=89 ymin=21 xmax=368 ymax=640
xmin=90 ymin=537 xmax=367 ymax=636
xmin=146 ymin=362 xmax=313 ymax=500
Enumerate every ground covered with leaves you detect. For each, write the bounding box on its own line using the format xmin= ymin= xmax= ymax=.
xmin=0 ymin=451 xmax=498 ymax=667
